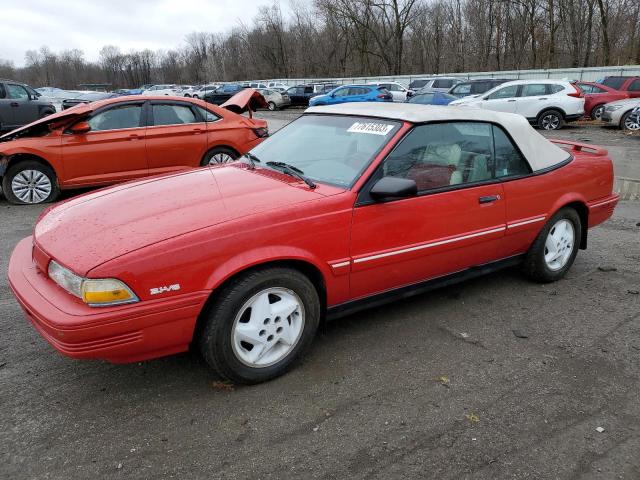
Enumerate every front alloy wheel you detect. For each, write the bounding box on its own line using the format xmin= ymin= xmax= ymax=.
xmin=543 ymin=219 xmax=575 ymax=271
xmin=199 ymin=267 xmax=320 ymax=384
xmin=622 ymin=111 xmax=640 ymax=131
xmin=2 ymin=160 xmax=60 ymax=205
xmin=201 ymin=147 xmax=239 ymax=166
xmin=231 ymin=288 xmax=305 ymax=368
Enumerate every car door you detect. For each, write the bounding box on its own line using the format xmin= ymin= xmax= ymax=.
xmin=481 ymin=84 xmax=519 ymax=113
xmin=0 ymin=83 xmax=12 ymax=130
xmin=60 ymin=101 xmax=148 ymax=186
xmin=516 ymin=83 xmax=552 ymax=119
xmin=329 ymin=87 xmax=351 ymax=104
xmin=145 ymin=101 xmax=209 ymax=174
xmin=349 ymin=121 xmax=506 ymax=299
xmin=626 ymin=79 xmax=640 ymax=98
xmin=6 ymin=83 xmax=39 ymax=127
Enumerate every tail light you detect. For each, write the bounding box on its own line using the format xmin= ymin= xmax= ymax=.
xmin=567 ymin=84 xmax=583 ymax=98
xmin=252 ymin=127 xmax=269 ymax=138
xmin=377 ymin=93 xmax=392 ymax=100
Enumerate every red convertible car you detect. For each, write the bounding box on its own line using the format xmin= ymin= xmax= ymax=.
xmin=8 ymin=103 xmax=619 ymax=384
xmin=0 ymin=90 xmax=268 ymax=204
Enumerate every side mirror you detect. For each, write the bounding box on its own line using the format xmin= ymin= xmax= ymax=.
xmin=70 ymin=121 xmax=91 ymax=134
xmin=370 ymin=176 xmax=417 ymax=201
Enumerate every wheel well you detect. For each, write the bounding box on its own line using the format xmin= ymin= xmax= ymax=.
xmin=202 ymin=145 xmax=240 ymax=162
xmin=537 ymin=107 xmax=567 ymax=120
xmin=192 ymin=259 xmax=327 ymax=341
xmin=5 ymin=154 xmax=56 ymax=178
xmin=563 ymin=201 xmax=589 ymax=249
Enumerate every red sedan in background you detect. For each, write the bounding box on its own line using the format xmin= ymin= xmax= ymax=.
xmin=575 ymin=81 xmax=629 ymax=120
xmin=0 ymin=90 xmax=268 ymax=204
xmin=8 ymin=104 xmax=618 ymax=384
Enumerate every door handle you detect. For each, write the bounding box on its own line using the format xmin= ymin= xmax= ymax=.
xmin=192 ymin=128 xmax=203 ymax=135
xmin=479 ymin=195 xmax=500 ymax=204
xmin=507 ymin=99 xmax=516 ymax=102
xmin=10 ymin=102 xmax=19 ymax=107
xmin=538 ymin=97 xmax=548 ymax=100
xmin=127 ymin=134 xmax=141 ymax=141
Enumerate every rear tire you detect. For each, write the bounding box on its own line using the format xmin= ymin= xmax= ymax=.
xmin=537 ymin=109 xmax=564 ymax=130
xmin=201 ymin=147 xmax=239 ymax=166
xmin=2 ymin=160 xmax=60 ymax=205
xmin=198 ymin=267 xmax=320 ymax=384
xmin=522 ymin=207 xmax=581 ymax=283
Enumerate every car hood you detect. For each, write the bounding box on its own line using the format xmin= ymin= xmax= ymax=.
xmin=220 ymin=89 xmax=268 ymax=114
xmin=34 ymin=165 xmax=328 ymax=275
xmin=0 ymin=104 xmax=92 ymax=142
xmin=606 ymin=98 xmax=640 ymax=107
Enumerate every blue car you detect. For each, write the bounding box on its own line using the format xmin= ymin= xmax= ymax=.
xmin=309 ymin=84 xmax=392 ymax=106
xmin=407 ymin=91 xmax=457 ymax=106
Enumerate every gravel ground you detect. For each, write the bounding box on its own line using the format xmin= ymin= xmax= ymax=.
xmin=1 ymin=115 xmax=639 ymax=479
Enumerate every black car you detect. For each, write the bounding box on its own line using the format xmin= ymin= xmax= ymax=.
xmin=61 ymin=92 xmax=121 ymax=110
xmin=204 ymin=84 xmax=246 ymax=105
xmin=447 ymin=78 xmax=511 ymax=98
xmin=0 ymin=79 xmax=56 ymax=131
xmin=284 ymin=85 xmax=320 ymax=107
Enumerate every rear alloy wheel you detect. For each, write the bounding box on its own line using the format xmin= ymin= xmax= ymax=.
xmin=538 ymin=110 xmax=564 ymax=130
xmin=201 ymin=147 xmax=239 ymax=166
xmin=522 ymin=207 xmax=581 ymax=283
xmin=621 ymin=111 xmax=640 ymax=131
xmin=199 ymin=267 xmax=320 ymax=384
xmin=2 ymin=161 xmax=60 ymax=205
xmin=590 ymin=104 xmax=605 ymax=121
xmin=267 ymin=101 xmax=276 ymax=111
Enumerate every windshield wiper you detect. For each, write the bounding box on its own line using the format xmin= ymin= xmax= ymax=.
xmin=266 ymin=161 xmax=316 ymax=189
xmin=242 ymin=152 xmax=261 ymax=169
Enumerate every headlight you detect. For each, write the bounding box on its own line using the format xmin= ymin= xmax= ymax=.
xmin=48 ymin=260 xmax=138 ymax=307
xmin=605 ymin=105 xmax=623 ymax=112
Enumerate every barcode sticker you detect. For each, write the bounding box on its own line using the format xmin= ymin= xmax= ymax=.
xmin=347 ymin=122 xmax=394 ymax=136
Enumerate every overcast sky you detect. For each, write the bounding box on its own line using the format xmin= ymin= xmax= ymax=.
xmin=1 ymin=0 xmax=298 ymax=66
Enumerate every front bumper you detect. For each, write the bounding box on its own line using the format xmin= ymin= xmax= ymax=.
xmin=8 ymin=237 xmax=209 ymax=363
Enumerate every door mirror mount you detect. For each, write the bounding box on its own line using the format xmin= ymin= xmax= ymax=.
xmin=70 ymin=121 xmax=91 ymax=134
xmin=370 ymin=176 xmax=418 ymax=201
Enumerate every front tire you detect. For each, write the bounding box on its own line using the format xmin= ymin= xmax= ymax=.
xmin=590 ymin=104 xmax=605 ymax=121
xmin=621 ymin=110 xmax=640 ymax=131
xmin=200 ymin=147 xmax=239 ymax=166
xmin=199 ymin=267 xmax=321 ymax=384
xmin=267 ymin=101 xmax=276 ymax=111
xmin=537 ymin=109 xmax=564 ymax=130
xmin=522 ymin=207 xmax=581 ymax=283
xmin=2 ymin=160 xmax=60 ymax=205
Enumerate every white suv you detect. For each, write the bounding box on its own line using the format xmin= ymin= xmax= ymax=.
xmin=450 ymin=80 xmax=584 ymax=130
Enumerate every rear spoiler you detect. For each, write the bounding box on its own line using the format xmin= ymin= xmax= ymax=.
xmin=549 ymin=140 xmax=608 ymax=156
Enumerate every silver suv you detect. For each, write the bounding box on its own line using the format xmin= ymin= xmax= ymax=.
xmin=0 ymin=79 xmax=56 ymax=132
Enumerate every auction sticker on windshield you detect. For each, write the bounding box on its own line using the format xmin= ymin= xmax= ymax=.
xmin=347 ymin=122 xmax=395 ymax=135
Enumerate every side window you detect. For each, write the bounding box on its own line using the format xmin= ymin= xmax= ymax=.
xmin=334 ymin=88 xmax=350 ymax=97
xmin=493 ymin=126 xmax=530 ymax=177
xmin=452 ymin=83 xmax=472 ymax=95
xmin=87 ymin=104 xmax=142 ymax=131
xmin=487 ymin=85 xmax=518 ymax=100
xmin=389 ymin=84 xmax=401 ymax=92
xmin=520 ymin=84 xmax=548 ymax=97
xmin=0 ymin=84 xmax=6 ymax=99
xmin=7 ymin=84 xmax=29 ymax=99
xmin=548 ymin=84 xmax=565 ymax=94
xmin=592 ymin=85 xmax=607 ymax=93
xmin=471 ymin=82 xmax=489 ymax=94
xmin=304 ymin=86 xmax=314 ymax=94
xmin=152 ymin=104 xmax=198 ymax=126
xmin=433 ymin=79 xmax=454 ymax=89
xmin=194 ymin=106 xmax=220 ymax=122
xmin=381 ymin=122 xmax=494 ymax=191
xmin=602 ymin=77 xmax=625 ymax=89
xmin=577 ymin=83 xmax=594 ymax=94
xmin=628 ymin=80 xmax=640 ymax=91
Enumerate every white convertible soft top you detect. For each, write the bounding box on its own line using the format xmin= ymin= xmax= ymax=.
xmin=305 ymin=103 xmax=570 ymax=171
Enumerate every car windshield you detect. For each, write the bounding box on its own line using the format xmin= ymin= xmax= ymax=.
xmin=248 ymin=114 xmax=401 ymax=188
